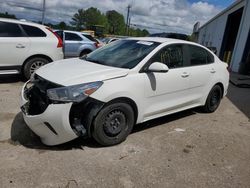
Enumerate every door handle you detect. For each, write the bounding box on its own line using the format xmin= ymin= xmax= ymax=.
xmin=16 ymin=44 xmax=25 ymax=48
xmin=210 ymin=68 xmax=216 ymax=73
xmin=181 ymin=72 xmax=189 ymax=78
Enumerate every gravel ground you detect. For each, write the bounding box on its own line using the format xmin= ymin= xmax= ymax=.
xmin=0 ymin=79 xmax=250 ymax=188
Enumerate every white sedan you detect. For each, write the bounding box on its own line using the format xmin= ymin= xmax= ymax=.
xmin=21 ymin=37 xmax=229 ymax=146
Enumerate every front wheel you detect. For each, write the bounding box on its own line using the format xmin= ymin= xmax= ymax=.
xmin=92 ymin=102 xmax=135 ymax=146
xmin=202 ymin=85 xmax=222 ymax=113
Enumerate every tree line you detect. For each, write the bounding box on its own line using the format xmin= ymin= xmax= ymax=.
xmin=0 ymin=7 xmax=149 ymax=37
xmin=70 ymin=7 xmax=149 ymax=37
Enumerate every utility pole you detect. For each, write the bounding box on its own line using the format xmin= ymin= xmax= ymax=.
xmin=128 ymin=17 xmax=131 ymax=36
xmin=126 ymin=5 xmax=131 ymax=35
xmin=41 ymin=0 xmax=46 ymax=24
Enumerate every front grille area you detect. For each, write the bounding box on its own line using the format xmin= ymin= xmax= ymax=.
xmin=25 ymin=74 xmax=61 ymax=115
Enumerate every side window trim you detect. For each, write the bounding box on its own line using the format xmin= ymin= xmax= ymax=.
xmin=18 ymin=24 xmax=28 ymax=37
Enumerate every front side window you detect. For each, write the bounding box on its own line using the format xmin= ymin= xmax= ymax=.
xmin=84 ymin=40 xmax=160 ymax=69
xmin=65 ymin=33 xmax=82 ymax=41
xmin=21 ymin=24 xmax=46 ymax=37
xmin=0 ymin=21 xmax=23 ymax=37
xmin=150 ymin=45 xmax=184 ymax=68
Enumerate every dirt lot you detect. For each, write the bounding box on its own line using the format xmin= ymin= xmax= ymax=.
xmin=0 ymin=77 xmax=250 ymax=188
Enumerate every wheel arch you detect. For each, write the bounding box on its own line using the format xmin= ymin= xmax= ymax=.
xmin=79 ymin=49 xmax=92 ymax=56
xmin=22 ymin=54 xmax=53 ymax=73
xmin=214 ymin=82 xmax=224 ymax=98
xmin=86 ymin=97 xmax=138 ymax=137
xmin=105 ymin=97 xmax=138 ymax=123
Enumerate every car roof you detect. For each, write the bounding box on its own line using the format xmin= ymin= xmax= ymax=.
xmin=127 ymin=37 xmax=205 ymax=47
xmin=0 ymin=18 xmax=46 ymax=28
xmin=63 ymin=30 xmax=91 ymax=35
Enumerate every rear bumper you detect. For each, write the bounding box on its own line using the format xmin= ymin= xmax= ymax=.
xmin=21 ymin=81 xmax=78 ymax=145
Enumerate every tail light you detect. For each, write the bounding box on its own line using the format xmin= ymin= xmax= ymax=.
xmin=46 ymin=27 xmax=63 ymax=48
xmin=94 ymin=42 xmax=102 ymax=48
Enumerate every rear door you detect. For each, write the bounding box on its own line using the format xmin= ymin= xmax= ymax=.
xmin=143 ymin=44 xmax=192 ymax=119
xmin=185 ymin=44 xmax=216 ymax=102
xmin=64 ymin=32 xmax=83 ymax=57
xmin=0 ymin=21 xmax=30 ymax=68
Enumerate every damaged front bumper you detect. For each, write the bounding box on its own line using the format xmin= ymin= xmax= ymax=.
xmin=21 ymin=81 xmax=79 ymax=145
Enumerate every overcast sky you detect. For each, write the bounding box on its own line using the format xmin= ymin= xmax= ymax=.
xmin=0 ymin=0 xmax=235 ymax=34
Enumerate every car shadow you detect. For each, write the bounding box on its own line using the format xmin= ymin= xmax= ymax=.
xmin=132 ymin=109 xmax=196 ymax=134
xmin=10 ymin=112 xmax=100 ymax=150
xmin=227 ymin=83 xmax=250 ymax=119
xmin=10 ymin=110 xmax=197 ymax=151
xmin=0 ymin=75 xmax=24 ymax=83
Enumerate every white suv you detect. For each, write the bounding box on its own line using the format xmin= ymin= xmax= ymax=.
xmin=21 ymin=38 xmax=229 ymax=146
xmin=0 ymin=18 xmax=63 ymax=79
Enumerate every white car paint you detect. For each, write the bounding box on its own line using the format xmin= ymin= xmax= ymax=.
xmin=21 ymin=37 xmax=229 ymax=145
xmin=0 ymin=18 xmax=63 ymax=75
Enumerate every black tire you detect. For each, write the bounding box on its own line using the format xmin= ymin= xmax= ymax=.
xmin=92 ymin=102 xmax=135 ymax=146
xmin=23 ymin=57 xmax=49 ymax=79
xmin=202 ymin=85 xmax=222 ymax=113
xmin=80 ymin=50 xmax=91 ymax=57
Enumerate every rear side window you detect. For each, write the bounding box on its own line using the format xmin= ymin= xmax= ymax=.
xmin=0 ymin=21 xmax=23 ymax=37
xmin=188 ymin=45 xmax=214 ymax=66
xmin=21 ymin=24 xmax=46 ymax=37
xmin=150 ymin=45 xmax=184 ymax=69
xmin=189 ymin=45 xmax=207 ymax=65
xmin=65 ymin=33 xmax=82 ymax=41
xmin=82 ymin=34 xmax=97 ymax=42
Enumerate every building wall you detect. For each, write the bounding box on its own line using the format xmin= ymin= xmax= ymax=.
xmin=231 ymin=0 xmax=250 ymax=72
xmin=198 ymin=0 xmax=245 ymax=72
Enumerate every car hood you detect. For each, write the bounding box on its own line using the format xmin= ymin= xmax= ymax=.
xmin=35 ymin=58 xmax=129 ymax=86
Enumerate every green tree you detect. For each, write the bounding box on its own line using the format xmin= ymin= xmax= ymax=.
xmin=58 ymin=21 xmax=67 ymax=30
xmin=71 ymin=9 xmax=85 ymax=30
xmin=106 ymin=10 xmax=125 ymax=35
xmin=128 ymin=27 xmax=149 ymax=37
xmin=0 ymin=12 xmax=16 ymax=19
xmin=71 ymin=7 xmax=107 ymax=31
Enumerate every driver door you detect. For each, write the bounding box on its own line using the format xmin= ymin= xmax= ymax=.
xmin=143 ymin=44 xmax=192 ymax=119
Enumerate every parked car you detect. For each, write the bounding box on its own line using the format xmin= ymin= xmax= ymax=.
xmin=0 ymin=18 xmax=63 ymax=79
xmin=101 ymin=37 xmax=120 ymax=44
xmin=21 ymin=37 xmax=229 ymax=146
xmin=55 ymin=30 xmax=100 ymax=58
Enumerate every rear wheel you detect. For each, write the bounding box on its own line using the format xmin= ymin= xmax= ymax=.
xmin=23 ymin=57 xmax=49 ymax=79
xmin=92 ymin=102 xmax=134 ymax=146
xmin=80 ymin=50 xmax=92 ymax=58
xmin=202 ymin=85 xmax=222 ymax=113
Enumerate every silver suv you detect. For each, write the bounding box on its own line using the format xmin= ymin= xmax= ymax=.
xmin=55 ymin=30 xmax=99 ymax=58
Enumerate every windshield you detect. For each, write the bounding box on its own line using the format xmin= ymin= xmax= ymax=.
xmin=83 ymin=39 xmax=160 ymax=69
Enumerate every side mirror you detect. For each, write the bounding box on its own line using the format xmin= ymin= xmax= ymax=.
xmin=147 ymin=62 xmax=169 ymax=73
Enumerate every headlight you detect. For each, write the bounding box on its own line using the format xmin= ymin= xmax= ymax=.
xmin=47 ymin=81 xmax=103 ymax=102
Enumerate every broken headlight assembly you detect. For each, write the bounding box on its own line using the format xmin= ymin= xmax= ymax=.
xmin=47 ymin=81 xmax=103 ymax=103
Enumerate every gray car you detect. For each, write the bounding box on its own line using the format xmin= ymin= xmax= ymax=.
xmin=55 ymin=30 xmax=99 ymax=58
